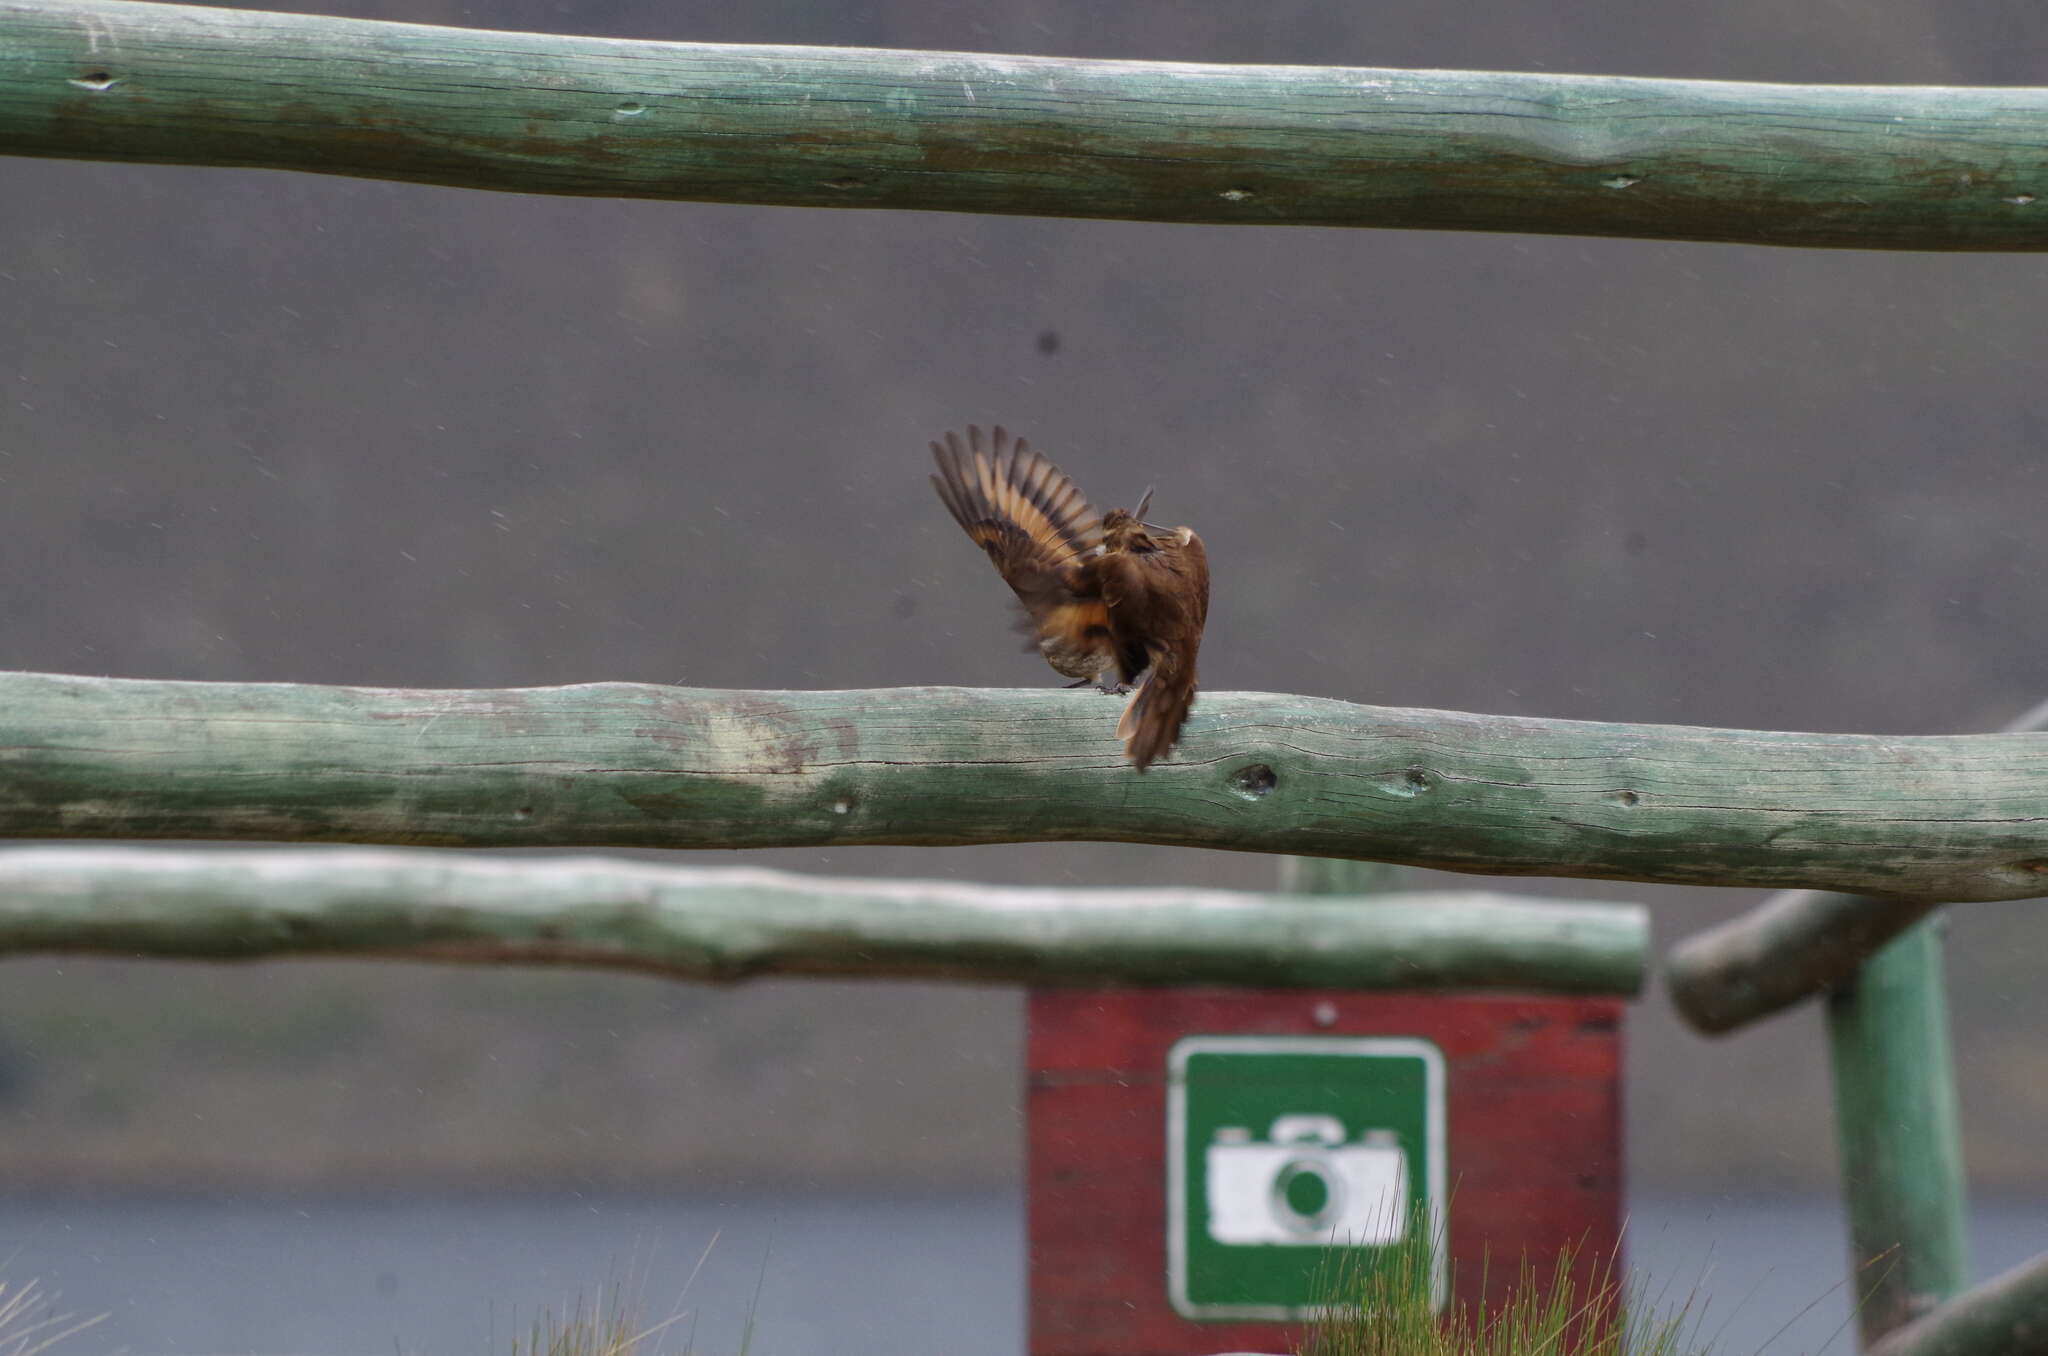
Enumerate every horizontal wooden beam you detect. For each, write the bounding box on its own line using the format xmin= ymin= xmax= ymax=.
xmin=1867 ymin=1252 xmax=2048 ymax=1356
xmin=1664 ymin=889 xmax=1936 ymax=1034
xmin=6 ymin=0 xmax=2048 ymax=249
xmin=0 ymin=847 xmax=1648 ymax=993
xmin=1665 ymin=694 xmax=2048 ymax=1032
xmin=3 ymin=672 xmax=2048 ymax=902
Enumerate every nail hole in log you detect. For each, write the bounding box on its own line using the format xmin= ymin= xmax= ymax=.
xmin=1374 ymin=766 xmax=1434 ymax=798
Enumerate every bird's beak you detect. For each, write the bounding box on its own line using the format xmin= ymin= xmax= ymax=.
xmin=1132 ymin=486 xmax=1155 ymax=520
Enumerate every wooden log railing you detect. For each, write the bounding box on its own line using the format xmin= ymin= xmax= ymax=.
xmin=1865 ymin=1252 xmax=2048 ymax=1356
xmin=2 ymin=672 xmax=2048 ymax=902
xmin=1659 ymin=698 xmax=2048 ymax=1346
xmin=1665 ymin=696 xmax=2048 ymax=1034
xmin=0 ymin=846 xmax=1646 ymax=994
xmin=7 ymin=0 xmax=2048 ymax=250
xmin=1666 ymin=889 xmax=1935 ymax=1034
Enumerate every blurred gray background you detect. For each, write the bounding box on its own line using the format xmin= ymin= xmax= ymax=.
xmin=2 ymin=0 xmax=2047 ymax=1343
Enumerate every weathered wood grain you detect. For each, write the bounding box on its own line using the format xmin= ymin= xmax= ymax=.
xmin=1866 ymin=1251 xmax=2048 ymax=1356
xmin=1665 ymin=694 xmax=2048 ymax=1031
xmin=0 ymin=846 xmax=1647 ymax=993
xmin=1827 ymin=925 xmax=1972 ymax=1343
xmin=1665 ymin=889 xmax=1936 ymax=1033
xmin=7 ymin=0 xmax=2048 ymax=249
xmin=1 ymin=672 xmax=2046 ymax=902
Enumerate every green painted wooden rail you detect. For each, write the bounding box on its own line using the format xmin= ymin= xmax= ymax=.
xmin=1663 ymin=697 xmax=2048 ymax=1348
xmin=0 ymin=845 xmax=1647 ymax=994
xmin=3 ymin=670 xmax=2048 ymax=902
xmin=1827 ymin=926 xmax=1972 ymax=1346
xmin=9 ymin=0 xmax=2048 ymax=250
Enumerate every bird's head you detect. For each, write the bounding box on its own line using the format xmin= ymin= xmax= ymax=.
xmin=1101 ymin=508 xmax=1157 ymax=554
xmin=1104 ymin=487 xmax=1177 ymax=553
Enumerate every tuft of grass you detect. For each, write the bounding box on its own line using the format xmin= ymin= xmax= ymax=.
xmin=511 ymin=1286 xmax=670 ymax=1356
xmin=1299 ymin=1210 xmax=1707 ymax=1356
xmin=0 ymin=1279 xmax=105 ymax=1356
xmin=505 ymin=1233 xmax=768 ymax=1356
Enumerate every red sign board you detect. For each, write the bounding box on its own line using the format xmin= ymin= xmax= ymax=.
xmin=1027 ymin=990 xmax=1624 ymax=1356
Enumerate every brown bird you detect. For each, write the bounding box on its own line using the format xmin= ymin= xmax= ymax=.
xmin=929 ymin=425 xmax=1210 ymax=770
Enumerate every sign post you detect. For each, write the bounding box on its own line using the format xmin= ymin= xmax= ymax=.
xmin=1027 ymin=990 xmax=1622 ymax=1356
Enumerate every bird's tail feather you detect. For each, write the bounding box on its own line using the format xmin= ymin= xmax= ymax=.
xmin=1116 ymin=652 xmax=1196 ymax=771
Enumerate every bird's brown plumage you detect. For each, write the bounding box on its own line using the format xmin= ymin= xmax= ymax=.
xmin=929 ymin=426 xmax=1114 ymax=683
xmin=1098 ymin=510 xmax=1210 ymax=771
xmin=929 ymin=426 xmax=1210 ymax=770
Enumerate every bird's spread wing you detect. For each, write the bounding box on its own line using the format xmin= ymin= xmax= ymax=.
xmin=931 ymin=425 xmax=1100 ymax=573
xmin=930 ymin=427 xmax=1110 ymax=672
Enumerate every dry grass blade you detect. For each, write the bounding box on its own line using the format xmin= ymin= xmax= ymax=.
xmin=506 ymin=1235 xmax=756 ymax=1356
xmin=0 ymin=1280 xmax=106 ymax=1356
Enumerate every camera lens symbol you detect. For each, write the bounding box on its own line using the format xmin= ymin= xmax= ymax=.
xmin=1270 ymin=1155 xmax=1345 ymax=1236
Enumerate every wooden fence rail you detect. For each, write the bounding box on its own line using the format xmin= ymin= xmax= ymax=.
xmin=0 ymin=846 xmax=1646 ymax=993
xmin=1665 ymin=694 xmax=2048 ymax=1034
xmin=1867 ymin=1251 xmax=2048 ymax=1356
xmin=2 ymin=671 xmax=2048 ymax=902
xmin=1665 ymin=888 xmax=1934 ymax=1033
xmin=7 ymin=0 xmax=2048 ymax=250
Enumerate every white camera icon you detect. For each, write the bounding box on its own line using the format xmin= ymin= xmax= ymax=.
xmin=1204 ymin=1113 xmax=1409 ymax=1246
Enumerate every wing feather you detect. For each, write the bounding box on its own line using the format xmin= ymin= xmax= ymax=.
xmin=930 ymin=426 xmax=1113 ymax=681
